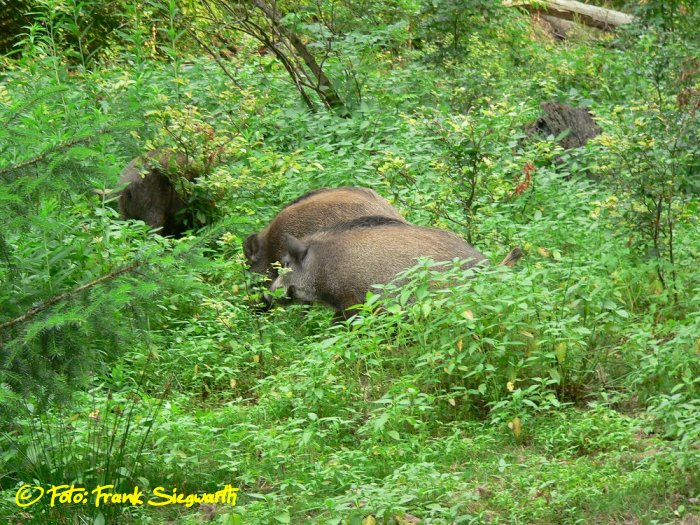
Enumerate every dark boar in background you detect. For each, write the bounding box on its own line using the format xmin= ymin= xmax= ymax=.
xmin=99 ymin=149 xmax=196 ymax=237
xmin=270 ymin=216 xmax=489 ymax=320
xmin=243 ymin=187 xmax=404 ymax=281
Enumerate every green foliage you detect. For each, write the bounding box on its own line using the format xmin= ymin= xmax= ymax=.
xmin=418 ymin=0 xmax=504 ymax=59
xmin=1 ymin=1 xmax=700 ymax=524
xmin=633 ymin=0 xmax=700 ymax=35
xmin=1 ymin=380 xmax=163 ymax=524
xmin=12 ymin=0 xmax=127 ymax=66
xmin=590 ymin=2 xmax=700 ymax=295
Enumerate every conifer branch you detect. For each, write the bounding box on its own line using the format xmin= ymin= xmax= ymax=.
xmin=0 ymin=136 xmax=91 ymax=177
xmin=0 ymin=261 xmax=145 ymax=331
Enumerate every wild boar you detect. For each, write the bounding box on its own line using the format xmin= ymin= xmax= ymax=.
xmin=102 ymin=149 xmax=195 ymax=237
xmin=243 ymin=187 xmax=404 ymax=281
xmin=269 ymin=216 xmax=490 ymax=320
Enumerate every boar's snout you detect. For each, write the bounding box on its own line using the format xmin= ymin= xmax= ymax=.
xmin=268 ymin=276 xmax=293 ymax=305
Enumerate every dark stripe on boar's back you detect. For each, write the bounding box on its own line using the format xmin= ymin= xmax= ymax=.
xmin=328 ymin=215 xmax=407 ymax=232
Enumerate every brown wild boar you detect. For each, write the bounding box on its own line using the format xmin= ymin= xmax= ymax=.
xmin=95 ymin=149 xmax=196 ymax=237
xmin=243 ymin=187 xmax=404 ymax=281
xmin=117 ymin=149 xmax=195 ymax=237
xmin=269 ymin=216 xmax=491 ymax=320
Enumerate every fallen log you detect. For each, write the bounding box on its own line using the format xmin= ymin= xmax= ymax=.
xmin=504 ymin=0 xmax=635 ymax=31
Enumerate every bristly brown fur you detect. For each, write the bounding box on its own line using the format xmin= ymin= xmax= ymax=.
xmin=281 ymin=187 xmax=384 ymax=210
xmin=282 ymin=188 xmax=335 ymax=209
xmin=326 ymin=215 xmax=407 ymax=232
xmin=244 ymin=187 xmax=405 ymax=280
xmin=275 ymin=222 xmax=488 ymax=318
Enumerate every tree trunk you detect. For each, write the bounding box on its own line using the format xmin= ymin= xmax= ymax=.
xmin=504 ymin=0 xmax=635 ymax=31
xmin=251 ymin=0 xmax=345 ymax=111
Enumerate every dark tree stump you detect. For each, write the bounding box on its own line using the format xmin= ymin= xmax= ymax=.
xmin=526 ymin=102 xmax=602 ymax=149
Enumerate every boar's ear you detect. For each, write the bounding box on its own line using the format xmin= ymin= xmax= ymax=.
xmin=243 ymin=234 xmax=261 ymax=262
xmin=281 ymin=233 xmax=309 ymax=263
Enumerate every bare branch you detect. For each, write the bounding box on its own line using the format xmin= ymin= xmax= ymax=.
xmin=184 ymin=24 xmax=244 ymax=90
xmin=251 ymin=0 xmax=344 ymax=110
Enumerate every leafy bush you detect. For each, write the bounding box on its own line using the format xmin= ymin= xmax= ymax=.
xmin=1 ymin=1 xmax=699 ymax=523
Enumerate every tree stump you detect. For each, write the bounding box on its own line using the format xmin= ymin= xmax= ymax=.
xmin=526 ymin=102 xmax=602 ymax=149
